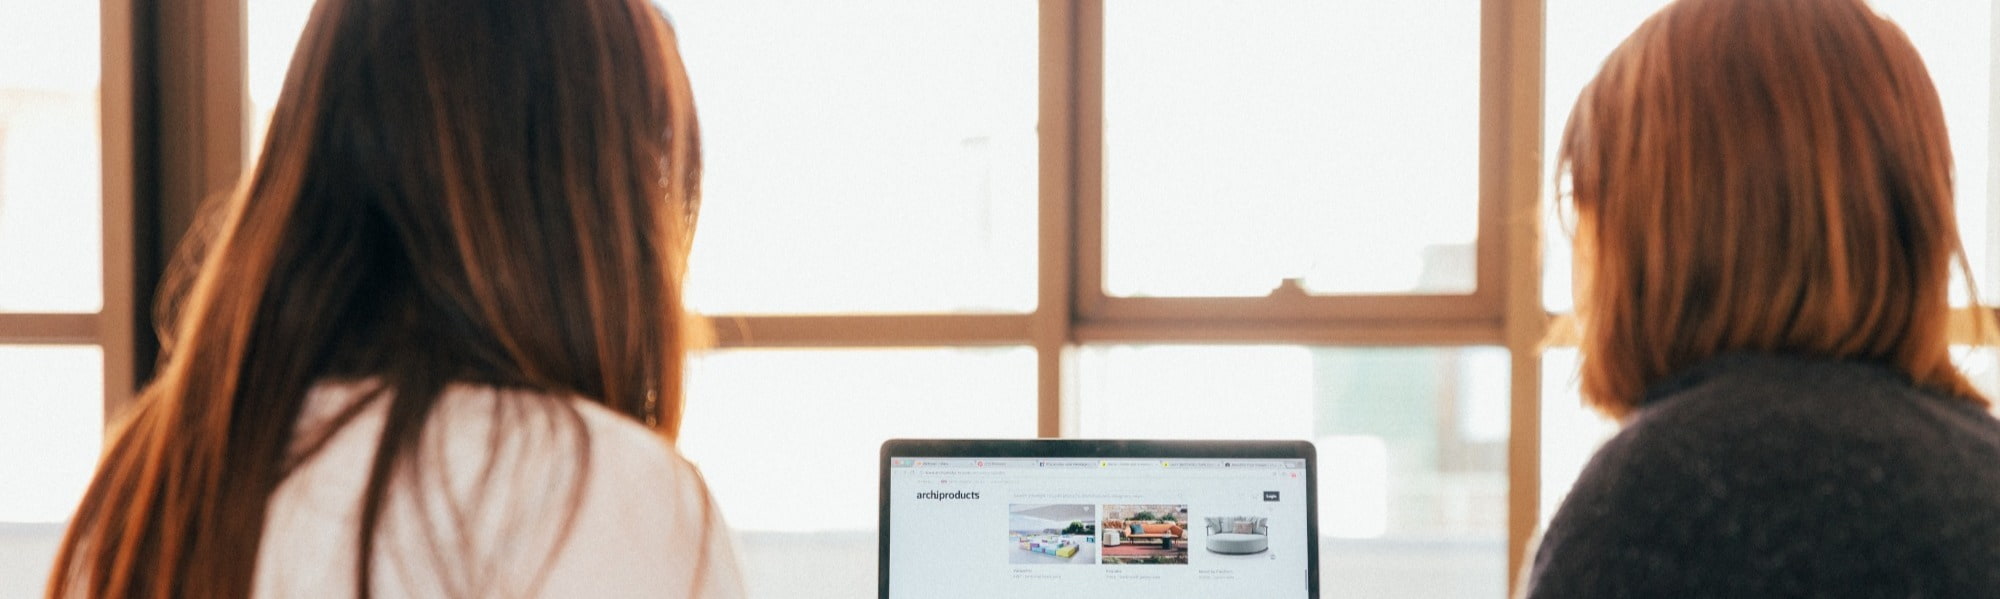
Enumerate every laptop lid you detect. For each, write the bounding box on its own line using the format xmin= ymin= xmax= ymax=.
xmin=879 ymin=439 xmax=1318 ymax=599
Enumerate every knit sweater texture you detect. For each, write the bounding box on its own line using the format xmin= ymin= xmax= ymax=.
xmin=1525 ymin=352 xmax=2000 ymax=598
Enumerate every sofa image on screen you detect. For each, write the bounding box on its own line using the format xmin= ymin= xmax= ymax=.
xmin=1019 ymin=536 xmax=1081 ymax=558
xmin=1101 ymin=505 xmax=1190 ymax=564
xmin=1204 ymin=516 xmax=1269 ymax=554
xmin=1008 ymin=504 xmax=1098 ymax=564
xmin=1107 ymin=520 xmax=1184 ymax=549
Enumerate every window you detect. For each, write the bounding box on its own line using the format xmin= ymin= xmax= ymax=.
xmin=675 ymin=1 xmax=1041 ymax=315
xmin=668 ymin=2 xmax=1535 ymax=595
xmin=32 ymin=1 xmax=1541 ymax=597
xmin=0 ymin=0 xmax=124 ymax=528
xmin=0 ymin=0 xmax=135 ymax=588
xmin=0 ymin=346 xmax=104 ymax=521
xmin=1102 ymin=1 xmax=1482 ymax=298
xmin=679 ymin=348 xmax=1037 ymax=596
xmin=13 ymin=1 xmax=2000 ymax=598
xmin=1079 ymin=345 xmax=1511 ymax=594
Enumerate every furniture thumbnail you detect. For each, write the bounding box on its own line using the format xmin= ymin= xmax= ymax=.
xmin=1021 ymin=536 xmax=1080 ymax=558
xmin=1106 ymin=520 xmax=1184 ymax=549
xmin=1204 ymin=516 xmax=1269 ymax=554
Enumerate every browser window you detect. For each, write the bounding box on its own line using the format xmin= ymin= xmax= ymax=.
xmin=885 ymin=457 xmax=1312 ymax=597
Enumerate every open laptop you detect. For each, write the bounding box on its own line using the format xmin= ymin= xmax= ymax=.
xmin=879 ymin=439 xmax=1318 ymax=598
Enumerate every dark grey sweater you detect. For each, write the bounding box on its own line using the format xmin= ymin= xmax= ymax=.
xmin=1525 ymin=353 xmax=2000 ymax=598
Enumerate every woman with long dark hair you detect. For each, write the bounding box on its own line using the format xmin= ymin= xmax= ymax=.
xmin=1529 ymin=0 xmax=2000 ymax=595
xmin=46 ymin=0 xmax=738 ymax=596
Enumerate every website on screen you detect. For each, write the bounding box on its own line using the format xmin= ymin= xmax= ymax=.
xmin=886 ymin=457 xmax=1312 ymax=598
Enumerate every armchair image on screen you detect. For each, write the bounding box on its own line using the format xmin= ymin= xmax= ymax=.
xmin=1203 ymin=516 xmax=1269 ymax=555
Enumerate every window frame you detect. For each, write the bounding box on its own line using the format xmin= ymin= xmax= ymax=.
xmin=0 ymin=0 xmax=143 ymax=427
xmin=81 ymin=0 xmax=1584 ymax=593
xmin=710 ymin=1 xmax=1553 ymax=588
xmin=76 ymin=0 xmax=2000 ymax=593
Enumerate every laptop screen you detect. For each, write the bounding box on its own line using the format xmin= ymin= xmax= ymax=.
xmin=881 ymin=441 xmax=1316 ymax=598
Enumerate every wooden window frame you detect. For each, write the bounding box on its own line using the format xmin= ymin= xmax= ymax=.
xmin=709 ymin=2 xmax=1553 ymax=589
xmin=82 ymin=0 xmax=2000 ymax=594
xmin=0 ymin=1 xmax=252 ymax=423
xmin=104 ymin=0 xmax=1872 ymax=594
xmin=0 ymin=0 xmax=148 ymax=428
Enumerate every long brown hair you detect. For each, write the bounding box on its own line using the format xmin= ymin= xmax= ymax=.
xmin=48 ymin=0 xmax=701 ymax=596
xmin=1559 ymin=0 xmax=1983 ymax=419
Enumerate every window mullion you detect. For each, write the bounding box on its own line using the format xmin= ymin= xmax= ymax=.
xmin=1496 ymin=0 xmax=1549 ymax=591
xmin=1040 ymin=0 xmax=1088 ymax=438
xmin=99 ymin=0 xmax=140 ymax=421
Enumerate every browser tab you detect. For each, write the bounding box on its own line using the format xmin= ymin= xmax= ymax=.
xmin=1220 ymin=460 xmax=1283 ymax=469
xmin=1101 ymin=460 xmax=1155 ymax=469
xmin=1035 ymin=460 xmax=1096 ymax=468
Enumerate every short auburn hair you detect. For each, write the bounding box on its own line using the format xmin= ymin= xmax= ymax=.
xmin=1559 ymin=0 xmax=1987 ymax=418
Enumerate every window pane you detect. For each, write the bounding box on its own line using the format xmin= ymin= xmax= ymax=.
xmin=1536 ymin=349 xmax=1617 ymax=526
xmin=1544 ymin=0 xmax=2000 ymax=310
xmin=247 ymin=2 xmax=1042 ymax=316
xmin=1103 ymin=1 xmax=1481 ymax=298
xmin=0 ymin=345 xmax=103 ymax=522
xmin=1952 ymin=345 xmax=2000 ymax=400
xmin=0 ymin=521 xmax=64 ymax=599
xmin=1076 ymin=345 xmax=1507 ymax=598
xmin=0 ymin=3 xmax=101 ymax=312
xmin=247 ymin=0 xmax=316 ymax=152
xmin=1541 ymin=0 xmax=1672 ymax=313
xmin=1871 ymin=1 xmax=1996 ymax=305
xmin=675 ymin=2 xmax=1039 ymax=314
xmin=678 ymin=347 xmax=1037 ymax=599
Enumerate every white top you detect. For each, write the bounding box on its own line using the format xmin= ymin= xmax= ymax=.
xmin=253 ymin=382 xmax=745 ymax=598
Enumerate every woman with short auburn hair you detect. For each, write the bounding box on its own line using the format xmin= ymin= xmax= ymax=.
xmin=1528 ymin=0 xmax=2000 ymax=596
xmin=45 ymin=0 xmax=742 ymax=597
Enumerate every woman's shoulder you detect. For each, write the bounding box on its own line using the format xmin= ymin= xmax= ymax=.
xmin=390 ymin=383 xmax=677 ymax=465
xmin=1633 ymin=353 xmax=1994 ymax=436
xmin=272 ymin=381 xmax=743 ymax=597
xmin=432 ymin=385 xmax=745 ymax=597
xmin=418 ymin=384 xmax=720 ymax=524
xmin=299 ymin=379 xmax=701 ymax=496
xmin=1527 ymin=354 xmax=2000 ymax=597
xmin=1602 ymin=353 xmax=2000 ymax=518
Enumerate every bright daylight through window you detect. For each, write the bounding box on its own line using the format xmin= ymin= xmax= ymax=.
xmin=8 ymin=1 xmax=2000 ymax=599
xmin=0 ymin=0 xmax=105 ymax=527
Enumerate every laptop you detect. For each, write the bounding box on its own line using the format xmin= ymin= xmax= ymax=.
xmin=879 ymin=439 xmax=1319 ymax=598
